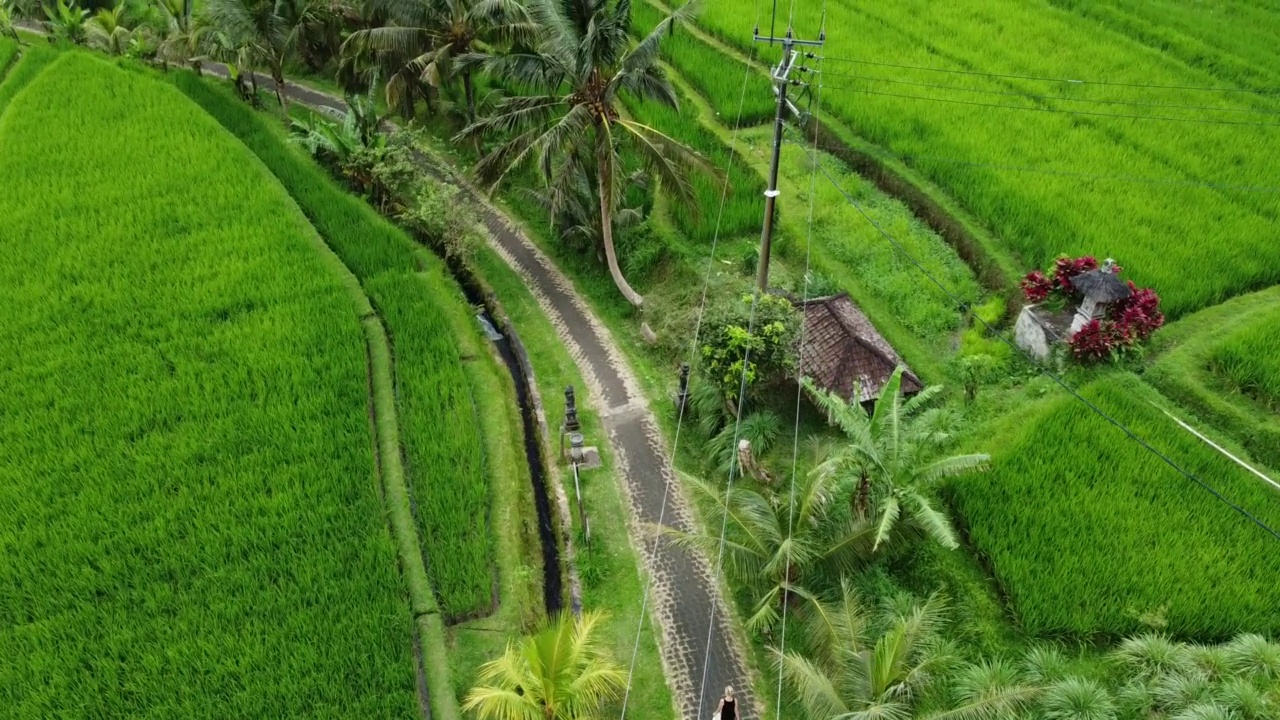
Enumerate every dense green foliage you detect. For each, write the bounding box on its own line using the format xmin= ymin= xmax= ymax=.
xmin=171 ymin=72 xmax=496 ymax=618
xmin=0 ymin=53 xmax=418 ymax=716
xmin=695 ymin=0 xmax=1280 ymax=318
xmin=1210 ymin=306 xmax=1280 ymax=413
xmin=953 ymin=374 xmax=1280 ymax=639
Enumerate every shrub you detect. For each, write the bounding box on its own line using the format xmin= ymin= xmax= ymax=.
xmin=699 ymin=292 xmax=800 ymax=406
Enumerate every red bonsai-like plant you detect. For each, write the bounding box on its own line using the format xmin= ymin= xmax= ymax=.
xmin=1023 ymin=255 xmax=1164 ymax=363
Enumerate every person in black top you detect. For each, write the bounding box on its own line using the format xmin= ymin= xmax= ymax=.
xmin=715 ymin=686 xmax=737 ymax=720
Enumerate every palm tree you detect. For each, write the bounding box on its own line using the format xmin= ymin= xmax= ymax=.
xmin=778 ymin=584 xmax=954 ymax=720
xmin=462 ymin=611 xmax=626 ymax=720
xmin=155 ymin=0 xmax=204 ymax=71
xmin=804 ymin=367 xmax=990 ymax=553
xmin=86 ymin=2 xmax=132 ymax=55
xmin=662 ymin=465 xmax=874 ymax=635
xmin=1 ymin=2 xmax=21 ymax=43
xmin=460 ymin=0 xmax=715 ymax=309
xmin=202 ymin=0 xmax=315 ymax=109
xmin=344 ymin=0 xmax=534 ymax=121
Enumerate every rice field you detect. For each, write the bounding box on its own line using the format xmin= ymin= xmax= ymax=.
xmin=1208 ymin=306 xmax=1280 ymax=414
xmin=0 ymin=38 xmax=17 ymax=76
xmin=171 ymin=73 xmax=499 ymax=620
xmin=0 ymin=44 xmax=59 ymax=114
xmin=692 ymin=0 xmax=1280 ymax=318
xmin=0 ymin=53 xmax=418 ymax=716
xmin=952 ymin=374 xmax=1280 ymax=640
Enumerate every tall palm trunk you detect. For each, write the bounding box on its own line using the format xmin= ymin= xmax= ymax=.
xmin=462 ymin=68 xmax=476 ymax=121
xmin=271 ymin=58 xmax=288 ymax=112
xmin=597 ymin=147 xmax=644 ymax=309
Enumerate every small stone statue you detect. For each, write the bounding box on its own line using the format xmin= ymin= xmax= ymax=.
xmin=564 ymin=385 xmax=580 ymax=432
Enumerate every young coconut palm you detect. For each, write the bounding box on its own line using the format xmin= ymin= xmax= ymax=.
xmin=660 ymin=465 xmax=874 ymax=636
xmin=804 ymin=367 xmax=990 ymax=553
xmin=463 ymin=611 xmax=626 ymax=720
xmin=86 ymin=2 xmax=133 ymax=56
xmin=459 ymin=0 xmax=716 ymax=308
xmin=344 ymin=0 xmax=535 ymax=121
xmin=778 ymin=584 xmax=953 ymax=720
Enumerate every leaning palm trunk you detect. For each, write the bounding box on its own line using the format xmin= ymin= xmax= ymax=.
xmin=597 ymin=143 xmax=643 ymax=308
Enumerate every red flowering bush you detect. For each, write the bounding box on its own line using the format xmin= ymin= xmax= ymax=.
xmin=1024 ymin=255 xmax=1164 ymax=363
xmin=1052 ymin=255 xmax=1098 ymax=296
xmin=1020 ymin=270 xmax=1053 ymax=303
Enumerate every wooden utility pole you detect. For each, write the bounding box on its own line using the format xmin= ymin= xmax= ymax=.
xmin=753 ymin=26 xmax=823 ymax=293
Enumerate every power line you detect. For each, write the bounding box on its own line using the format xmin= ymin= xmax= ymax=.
xmin=790 ymin=132 xmax=1280 ymax=544
xmin=819 ymin=69 xmax=1280 ymax=117
xmin=819 ymin=55 xmax=1280 ymax=96
xmin=821 ymin=84 xmax=1280 ymax=127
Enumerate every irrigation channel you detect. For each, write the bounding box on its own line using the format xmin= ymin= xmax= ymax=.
xmin=458 ymin=272 xmax=563 ymax=617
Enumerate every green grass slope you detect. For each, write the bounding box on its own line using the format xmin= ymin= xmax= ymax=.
xmin=0 ymin=53 xmax=418 ymax=717
xmin=952 ymin=374 xmax=1280 ymax=640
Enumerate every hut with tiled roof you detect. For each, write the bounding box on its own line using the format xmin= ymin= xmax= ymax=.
xmin=798 ymin=293 xmax=921 ymax=405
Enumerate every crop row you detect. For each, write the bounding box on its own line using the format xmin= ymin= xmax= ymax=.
xmin=952 ymin=373 xmax=1280 ymax=640
xmin=0 ymin=38 xmax=17 ymax=79
xmin=0 ymin=43 xmax=58 ymax=116
xmin=1209 ymin=306 xmax=1280 ymax=414
xmin=694 ymin=0 xmax=1280 ymax=318
xmin=0 ymin=53 xmax=418 ymax=717
xmin=171 ymin=72 xmax=497 ymax=620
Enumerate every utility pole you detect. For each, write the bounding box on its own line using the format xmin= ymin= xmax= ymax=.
xmin=753 ymin=26 xmax=823 ymax=293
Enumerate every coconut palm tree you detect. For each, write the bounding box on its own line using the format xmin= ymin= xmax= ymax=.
xmin=86 ymin=2 xmax=133 ymax=55
xmin=778 ymin=584 xmax=954 ymax=720
xmin=804 ymin=367 xmax=990 ymax=553
xmin=344 ymin=0 xmax=534 ymax=121
xmin=201 ymin=0 xmax=316 ymax=109
xmin=459 ymin=0 xmax=715 ymax=309
xmin=1 ymin=2 xmax=21 ymax=42
xmin=661 ymin=465 xmax=874 ymax=635
xmin=462 ymin=611 xmax=626 ymax=720
xmin=154 ymin=0 xmax=205 ymax=71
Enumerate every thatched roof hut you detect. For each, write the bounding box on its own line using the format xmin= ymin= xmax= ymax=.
xmin=798 ymin=293 xmax=922 ymax=404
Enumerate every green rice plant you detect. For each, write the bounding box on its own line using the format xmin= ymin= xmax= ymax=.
xmin=0 ymin=52 xmax=418 ymax=717
xmin=1208 ymin=306 xmax=1280 ymax=414
xmin=170 ymin=72 xmax=500 ymax=619
xmin=629 ymin=0 xmax=774 ymax=125
xmin=695 ymin=0 xmax=1280 ymax=318
xmin=951 ymin=374 xmax=1280 ymax=640
xmin=0 ymin=42 xmax=58 ymax=115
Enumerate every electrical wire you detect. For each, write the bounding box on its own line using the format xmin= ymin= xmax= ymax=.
xmin=617 ymin=3 xmax=765 ymax=717
xmin=820 ymin=83 xmax=1280 ymax=127
xmin=819 ymin=55 xmax=1280 ymax=96
xmin=790 ymin=135 xmax=1280 ymax=544
xmin=818 ymin=69 xmax=1280 ymax=117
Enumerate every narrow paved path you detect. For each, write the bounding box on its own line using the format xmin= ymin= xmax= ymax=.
xmin=130 ymin=49 xmax=757 ymax=719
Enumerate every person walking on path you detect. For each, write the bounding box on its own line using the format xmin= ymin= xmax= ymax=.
xmin=715 ymin=686 xmax=738 ymax=720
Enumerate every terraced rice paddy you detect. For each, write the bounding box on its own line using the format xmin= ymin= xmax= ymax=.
xmin=691 ymin=0 xmax=1280 ymax=318
xmin=953 ymin=374 xmax=1280 ymax=640
xmin=0 ymin=53 xmax=418 ymax=716
xmin=171 ymin=74 xmax=499 ymax=620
